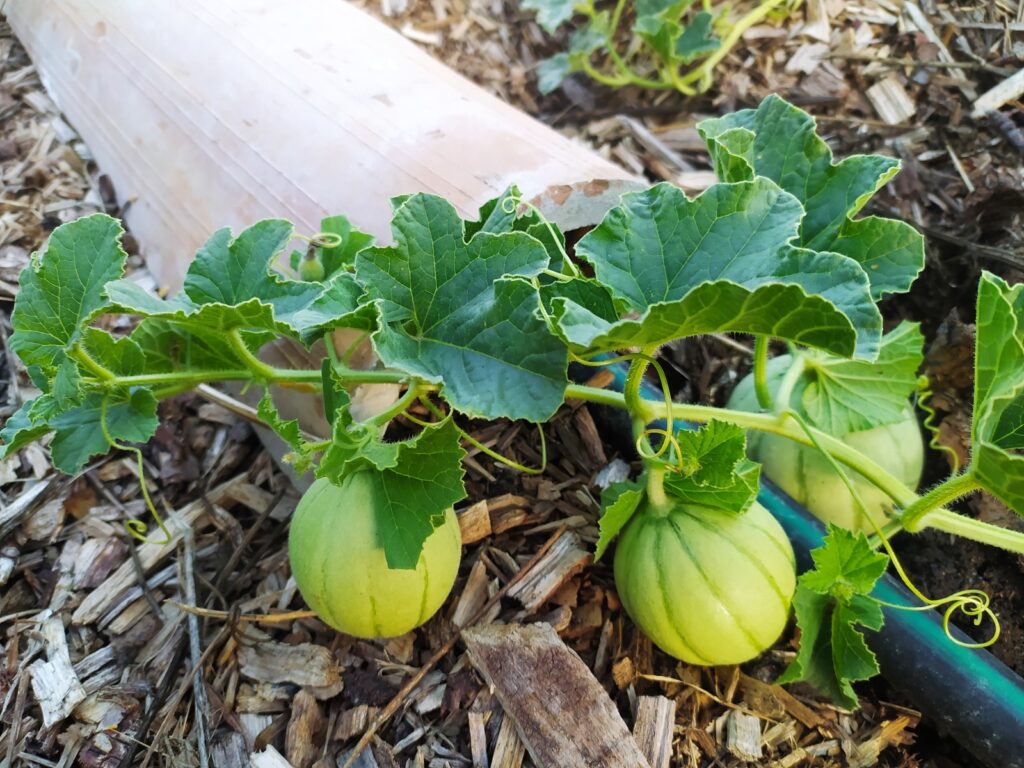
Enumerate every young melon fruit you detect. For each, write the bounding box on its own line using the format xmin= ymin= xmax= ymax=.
xmin=613 ymin=500 xmax=796 ymax=665
xmin=728 ymin=355 xmax=924 ymax=534
xmin=289 ymin=473 xmax=462 ymax=638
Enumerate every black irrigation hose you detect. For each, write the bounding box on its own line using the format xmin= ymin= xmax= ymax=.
xmin=584 ymin=362 xmax=1024 ymax=768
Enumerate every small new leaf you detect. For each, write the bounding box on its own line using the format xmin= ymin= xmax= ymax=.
xmin=779 ymin=525 xmax=888 ymax=709
xmin=663 ymin=421 xmax=760 ymax=514
xmin=324 ymin=418 xmax=467 ymax=569
xmin=595 ymin=482 xmax=644 ymax=561
xmin=971 ymin=272 xmax=1024 ymax=513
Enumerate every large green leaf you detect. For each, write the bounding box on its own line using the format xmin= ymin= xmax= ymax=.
xmin=971 ymin=273 xmax=1024 ymax=513
xmin=10 ymin=214 xmax=127 ymax=373
xmin=698 ymin=95 xmax=924 ymax=299
xmin=556 ymin=180 xmax=881 ymax=358
xmin=356 ymin=194 xmax=568 ymax=422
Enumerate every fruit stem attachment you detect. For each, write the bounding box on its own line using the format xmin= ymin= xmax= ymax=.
xmin=900 ymin=471 xmax=984 ymax=531
xmin=753 ymin=335 xmax=773 ymax=410
xmin=646 ymin=465 xmax=671 ymax=514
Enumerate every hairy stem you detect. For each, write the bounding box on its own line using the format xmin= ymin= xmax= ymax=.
xmin=918 ymin=507 xmax=1024 ymax=553
xmin=753 ymin=335 xmax=773 ymax=410
xmin=900 ymin=472 xmax=984 ymax=531
xmin=367 ymin=383 xmax=420 ymax=428
xmin=227 ymin=329 xmax=280 ymax=381
xmin=71 ymin=344 xmax=115 ymax=381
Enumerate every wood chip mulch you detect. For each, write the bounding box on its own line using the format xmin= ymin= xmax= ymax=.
xmin=2 ymin=3 xmax=1023 ymax=767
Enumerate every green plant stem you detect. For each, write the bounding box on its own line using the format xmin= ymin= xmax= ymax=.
xmin=920 ymin=507 xmax=1024 ymax=551
xmin=71 ymin=344 xmax=115 ymax=382
xmin=753 ymin=336 xmax=773 ymax=410
xmin=368 ymin=383 xmax=420 ymax=428
xmin=677 ymin=0 xmax=788 ymax=91
xmin=646 ymin=465 xmax=670 ymax=512
xmin=98 ymin=366 xmax=408 ymax=391
xmin=564 ymin=383 xmax=1024 ymax=555
xmin=772 ymin=352 xmax=806 ymax=413
xmin=227 ymin=328 xmax=280 ymax=381
xmin=601 ymin=0 xmax=680 ymax=91
xmin=899 ymin=472 xmax=984 ymax=531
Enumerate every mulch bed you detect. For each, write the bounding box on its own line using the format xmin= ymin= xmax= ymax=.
xmin=1 ymin=2 xmax=1023 ymax=766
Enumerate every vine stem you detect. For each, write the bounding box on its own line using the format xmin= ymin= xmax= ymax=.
xmin=752 ymin=335 xmax=773 ymax=410
xmin=227 ymin=329 xmax=281 ymax=381
xmin=71 ymin=344 xmax=115 ymax=381
xmin=97 ymin=365 xmax=408 ymax=390
xmin=564 ymin=383 xmax=1024 ymax=556
xmin=900 ymin=472 xmax=984 ymax=531
xmin=676 ymin=0 xmax=790 ymax=90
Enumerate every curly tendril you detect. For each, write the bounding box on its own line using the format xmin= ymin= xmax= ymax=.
xmin=498 ymin=190 xmax=579 ymax=278
xmin=916 ymin=375 xmax=962 ymax=474
xmin=785 ymin=408 xmax=1000 ymax=649
xmin=294 ymin=231 xmax=344 ymax=250
xmin=101 ymin=397 xmax=171 ymax=546
xmin=405 ymin=395 xmax=548 ymax=475
xmin=570 ymin=351 xmax=679 ymax=465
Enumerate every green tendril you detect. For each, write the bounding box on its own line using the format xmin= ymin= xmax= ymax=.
xmin=785 ymin=408 xmax=1000 ymax=649
xmin=916 ymin=375 xmax=961 ymax=473
xmin=569 ymin=351 xmax=675 ymax=457
xmin=101 ymin=397 xmax=171 ymax=546
xmin=408 ymin=395 xmax=548 ymax=475
xmin=294 ymin=230 xmax=344 ymax=250
xmin=499 ymin=191 xmax=578 ymax=277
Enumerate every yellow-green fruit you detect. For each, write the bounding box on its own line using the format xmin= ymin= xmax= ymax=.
xmin=728 ymin=356 xmax=924 ymax=534
xmin=288 ymin=474 xmax=462 ymax=638
xmin=613 ymin=500 xmax=796 ymax=665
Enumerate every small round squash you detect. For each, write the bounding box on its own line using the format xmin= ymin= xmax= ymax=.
xmin=288 ymin=473 xmax=462 ymax=638
xmin=728 ymin=355 xmax=924 ymax=533
xmin=613 ymin=499 xmax=796 ymax=666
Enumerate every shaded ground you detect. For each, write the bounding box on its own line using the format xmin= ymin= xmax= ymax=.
xmin=1 ymin=2 xmax=1023 ymax=767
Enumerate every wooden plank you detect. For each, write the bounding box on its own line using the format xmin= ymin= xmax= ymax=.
xmin=463 ymin=623 xmax=652 ymax=768
xmin=632 ymin=696 xmax=676 ymax=768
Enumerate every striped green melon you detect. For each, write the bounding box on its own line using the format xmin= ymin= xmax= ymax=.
xmin=728 ymin=356 xmax=924 ymax=534
xmin=288 ymin=474 xmax=462 ymax=638
xmin=613 ymin=500 xmax=796 ymax=665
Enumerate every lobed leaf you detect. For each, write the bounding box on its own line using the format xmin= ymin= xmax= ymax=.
xmin=48 ymin=390 xmax=159 ymax=475
xmin=971 ymin=273 xmax=1024 ymax=513
xmin=318 ymin=418 xmax=467 ymax=569
xmin=698 ymin=95 xmax=924 ymax=299
xmin=779 ymin=526 xmax=887 ymax=708
xmin=356 ymin=194 xmax=568 ymax=422
xmin=557 ymin=180 xmax=881 ymax=358
xmin=10 ymin=214 xmax=127 ymax=373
